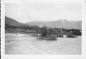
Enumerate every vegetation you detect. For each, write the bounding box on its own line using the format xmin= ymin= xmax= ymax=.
xmin=5 ymin=22 xmax=81 ymax=40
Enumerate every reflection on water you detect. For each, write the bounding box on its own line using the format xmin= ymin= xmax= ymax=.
xmin=5 ymin=33 xmax=81 ymax=55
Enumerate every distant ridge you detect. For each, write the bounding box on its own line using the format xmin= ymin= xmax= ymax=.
xmin=5 ymin=16 xmax=81 ymax=30
xmin=5 ymin=16 xmax=23 ymax=26
xmin=26 ymin=20 xmax=81 ymax=30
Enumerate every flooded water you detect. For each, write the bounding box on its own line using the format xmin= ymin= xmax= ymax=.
xmin=5 ymin=33 xmax=81 ymax=55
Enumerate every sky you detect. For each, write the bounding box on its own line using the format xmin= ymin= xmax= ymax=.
xmin=5 ymin=0 xmax=82 ymax=23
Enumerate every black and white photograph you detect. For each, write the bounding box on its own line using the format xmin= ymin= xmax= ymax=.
xmin=5 ymin=0 xmax=82 ymax=55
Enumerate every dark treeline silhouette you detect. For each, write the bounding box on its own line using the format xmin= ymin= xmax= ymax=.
xmin=5 ymin=23 xmax=81 ymax=37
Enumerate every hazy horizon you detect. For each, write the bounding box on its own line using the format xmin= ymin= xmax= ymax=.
xmin=5 ymin=0 xmax=82 ymax=23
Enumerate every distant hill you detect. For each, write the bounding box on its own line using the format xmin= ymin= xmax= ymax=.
xmin=26 ymin=20 xmax=81 ymax=30
xmin=5 ymin=16 xmax=23 ymax=26
xmin=5 ymin=16 xmax=81 ymax=30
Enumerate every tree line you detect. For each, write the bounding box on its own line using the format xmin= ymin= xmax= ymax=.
xmin=5 ymin=23 xmax=81 ymax=38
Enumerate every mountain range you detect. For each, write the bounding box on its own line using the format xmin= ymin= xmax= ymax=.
xmin=26 ymin=20 xmax=81 ymax=29
xmin=5 ymin=16 xmax=81 ymax=30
